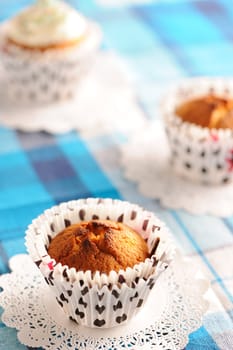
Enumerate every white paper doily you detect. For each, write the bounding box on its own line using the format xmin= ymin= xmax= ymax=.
xmin=0 ymin=52 xmax=146 ymax=137
xmin=0 ymin=253 xmax=208 ymax=350
xmin=121 ymin=121 xmax=233 ymax=217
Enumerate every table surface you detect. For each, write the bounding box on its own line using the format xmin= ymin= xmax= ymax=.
xmin=0 ymin=0 xmax=233 ymax=349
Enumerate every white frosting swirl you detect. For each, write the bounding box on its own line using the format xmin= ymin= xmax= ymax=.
xmin=6 ymin=0 xmax=87 ymax=48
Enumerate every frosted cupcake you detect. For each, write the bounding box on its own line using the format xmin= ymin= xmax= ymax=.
xmin=162 ymin=78 xmax=233 ymax=185
xmin=25 ymin=198 xmax=175 ymax=328
xmin=0 ymin=0 xmax=102 ymax=104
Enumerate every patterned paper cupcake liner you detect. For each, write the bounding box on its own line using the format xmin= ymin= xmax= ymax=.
xmin=0 ymin=22 xmax=102 ymax=104
xmin=25 ymin=198 xmax=175 ymax=328
xmin=162 ymin=77 xmax=233 ymax=185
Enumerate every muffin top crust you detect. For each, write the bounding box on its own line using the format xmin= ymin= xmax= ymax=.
xmin=48 ymin=220 xmax=149 ymax=274
xmin=175 ymin=95 xmax=233 ymax=129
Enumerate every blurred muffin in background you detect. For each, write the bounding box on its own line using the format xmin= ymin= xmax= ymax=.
xmin=0 ymin=0 xmax=102 ymax=104
xmin=176 ymin=95 xmax=233 ymax=130
xmin=162 ymin=78 xmax=233 ymax=185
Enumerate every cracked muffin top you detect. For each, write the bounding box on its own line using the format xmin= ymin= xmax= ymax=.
xmin=48 ymin=220 xmax=149 ymax=274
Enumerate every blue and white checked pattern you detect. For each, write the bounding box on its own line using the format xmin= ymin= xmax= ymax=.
xmin=0 ymin=0 xmax=233 ymax=349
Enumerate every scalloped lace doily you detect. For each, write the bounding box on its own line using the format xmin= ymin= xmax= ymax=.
xmin=121 ymin=121 xmax=233 ymax=217
xmin=0 ymin=52 xmax=146 ymax=137
xmin=0 ymin=253 xmax=208 ymax=350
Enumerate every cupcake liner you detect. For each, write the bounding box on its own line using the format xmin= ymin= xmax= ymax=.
xmin=25 ymin=198 xmax=175 ymax=328
xmin=0 ymin=22 xmax=102 ymax=104
xmin=162 ymin=77 xmax=233 ymax=185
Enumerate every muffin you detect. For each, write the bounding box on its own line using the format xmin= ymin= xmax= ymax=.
xmin=0 ymin=0 xmax=102 ymax=104
xmin=176 ymin=95 xmax=233 ymax=129
xmin=48 ymin=220 xmax=149 ymax=274
xmin=162 ymin=78 xmax=233 ymax=185
xmin=25 ymin=198 xmax=175 ymax=328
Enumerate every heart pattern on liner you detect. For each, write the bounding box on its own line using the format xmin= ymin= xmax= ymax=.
xmin=116 ymin=314 xmax=127 ymax=324
xmin=94 ymin=319 xmax=106 ymax=327
xmin=95 ymin=305 xmax=105 ymax=314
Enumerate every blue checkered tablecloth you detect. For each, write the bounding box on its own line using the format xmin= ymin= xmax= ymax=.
xmin=0 ymin=0 xmax=233 ymax=349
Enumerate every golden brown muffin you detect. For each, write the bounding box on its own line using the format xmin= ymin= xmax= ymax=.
xmin=48 ymin=220 xmax=149 ymax=274
xmin=175 ymin=95 xmax=233 ymax=129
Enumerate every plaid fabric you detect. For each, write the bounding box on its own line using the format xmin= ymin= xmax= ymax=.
xmin=0 ymin=0 xmax=233 ymax=349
